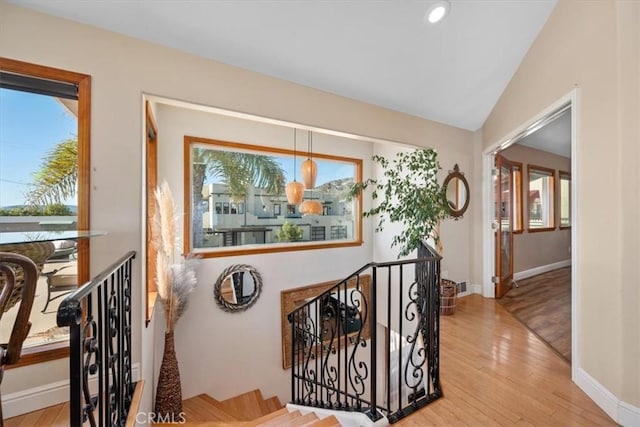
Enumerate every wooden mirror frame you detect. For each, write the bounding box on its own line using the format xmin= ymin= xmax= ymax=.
xmin=443 ymin=164 xmax=470 ymax=219
xmin=280 ymin=275 xmax=371 ymax=370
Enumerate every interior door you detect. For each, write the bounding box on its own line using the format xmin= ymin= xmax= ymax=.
xmin=495 ymin=154 xmax=514 ymax=298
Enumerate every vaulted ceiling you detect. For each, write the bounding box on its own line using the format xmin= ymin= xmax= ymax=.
xmin=8 ymin=0 xmax=557 ymax=131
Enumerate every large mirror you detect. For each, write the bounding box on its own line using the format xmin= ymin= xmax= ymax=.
xmin=443 ymin=164 xmax=470 ymax=219
xmin=214 ymin=264 xmax=262 ymax=312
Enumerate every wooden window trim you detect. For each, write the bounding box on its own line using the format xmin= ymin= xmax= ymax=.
xmin=145 ymin=101 xmax=158 ymax=326
xmin=183 ymin=136 xmax=363 ymax=258
xmin=558 ymin=170 xmax=571 ymax=230
xmin=512 ymin=161 xmax=524 ymax=234
xmin=527 ymin=164 xmax=555 ymax=232
xmin=0 ymin=57 xmax=91 ymax=368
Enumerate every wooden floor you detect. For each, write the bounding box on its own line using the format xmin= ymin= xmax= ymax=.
xmin=396 ymin=294 xmax=612 ymax=426
xmin=497 ymin=267 xmax=571 ymax=361
xmin=6 ymin=293 xmax=613 ymax=426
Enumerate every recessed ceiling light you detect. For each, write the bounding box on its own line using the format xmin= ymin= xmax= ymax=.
xmin=425 ymin=1 xmax=451 ymax=24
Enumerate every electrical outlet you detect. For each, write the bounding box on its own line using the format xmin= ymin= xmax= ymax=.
xmin=442 ymin=270 xmax=449 ymax=279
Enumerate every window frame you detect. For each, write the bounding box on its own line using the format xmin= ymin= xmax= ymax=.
xmin=0 ymin=57 xmax=91 ymax=366
xmin=527 ymin=164 xmax=556 ymax=232
xmin=512 ymin=161 xmax=524 ymax=234
xmin=559 ymin=170 xmax=571 ymax=229
xmin=183 ymin=136 xmax=363 ymax=258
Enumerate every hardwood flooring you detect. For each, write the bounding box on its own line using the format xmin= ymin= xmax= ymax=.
xmin=497 ymin=267 xmax=571 ymax=362
xmin=7 ymin=292 xmax=613 ymax=426
xmin=396 ymin=294 xmax=612 ymax=426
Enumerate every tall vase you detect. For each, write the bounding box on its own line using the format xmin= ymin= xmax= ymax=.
xmin=154 ymin=331 xmax=183 ymax=417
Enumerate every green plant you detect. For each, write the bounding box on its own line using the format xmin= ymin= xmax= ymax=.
xmin=276 ymin=221 xmax=303 ymax=242
xmin=350 ymin=149 xmax=449 ymax=257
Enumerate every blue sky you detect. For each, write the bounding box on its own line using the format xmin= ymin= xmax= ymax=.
xmin=0 ymin=88 xmax=77 ymax=207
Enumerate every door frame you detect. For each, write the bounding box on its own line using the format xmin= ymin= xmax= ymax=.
xmin=482 ymin=89 xmax=579 ymax=377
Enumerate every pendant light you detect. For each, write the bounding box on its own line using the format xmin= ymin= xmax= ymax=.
xmin=285 ymin=129 xmax=304 ymax=205
xmin=299 ymin=198 xmax=323 ymax=216
xmin=301 ymin=131 xmax=318 ymax=189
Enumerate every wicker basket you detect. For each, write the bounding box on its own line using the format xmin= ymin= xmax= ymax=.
xmin=440 ymin=279 xmax=457 ymax=315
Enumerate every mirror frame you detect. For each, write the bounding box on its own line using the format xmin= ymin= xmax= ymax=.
xmin=213 ymin=264 xmax=262 ymax=312
xmin=443 ymin=164 xmax=470 ymax=219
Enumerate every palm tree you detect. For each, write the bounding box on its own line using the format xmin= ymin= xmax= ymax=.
xmin=27 ymin=137 xmax=77 ymax=206
xmin=191 ymin=148 xmax=286 ymax=246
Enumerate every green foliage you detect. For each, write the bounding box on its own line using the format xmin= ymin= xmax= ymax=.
xmin=27 ymin=137 xmax=78 ymax=205
xmin=194 ymin=148 xmax=286 ymax=200
xmin=42 ymin=203 xmax=72 ymax=216
xmin=0 ymin=203 xmax=72 ymax=216
xmin=349 ymin=149 xmax=449 ymax=257
xmin=276 ymin=221 xmax=303 ymax=242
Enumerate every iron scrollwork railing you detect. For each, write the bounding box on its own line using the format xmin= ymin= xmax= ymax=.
xmin=57 ymin=251 xmax=136 ymax=427
xmin=288 ymin=242 xmax=442 ymax=423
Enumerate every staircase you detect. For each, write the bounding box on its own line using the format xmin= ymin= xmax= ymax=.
xmin=158 ymin=389 xmax=342 ymax=426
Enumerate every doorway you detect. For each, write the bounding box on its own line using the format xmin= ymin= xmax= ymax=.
xmin=483 ymin=92 xmax=577 ymax=372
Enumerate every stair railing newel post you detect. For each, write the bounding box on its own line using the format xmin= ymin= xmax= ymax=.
xmin=152 ymin=181 xmax=199 ymax=419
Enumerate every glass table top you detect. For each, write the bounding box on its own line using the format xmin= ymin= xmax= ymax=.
xmin=0 ymin=230 xmax=106 ymax=246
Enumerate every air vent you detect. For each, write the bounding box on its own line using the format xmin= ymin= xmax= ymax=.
xmin=457 ymin=281 xmax=467 ymax=294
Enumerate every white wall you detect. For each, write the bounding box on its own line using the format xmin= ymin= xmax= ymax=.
xmin=155 ymin=103 xmax=375 ymax=401
xmin=0 ymin=0 xmax=474 ymax=415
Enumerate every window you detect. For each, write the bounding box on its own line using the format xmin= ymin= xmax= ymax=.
xmin=559 ymin=171 xmax=571 ymax=228
xmin=527 ymin=165 xmax=555 ymax=231
xmin=512 ymin=162 xmax=523 ymax=233
xmin=184 ymin=136 xmax=362 ymax=257
xmin=0 ymin=57 xmax=90 ymax=363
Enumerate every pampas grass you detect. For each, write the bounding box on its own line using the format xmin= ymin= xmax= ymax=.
xmin=153 ymin=181 xmax=198 ymax=332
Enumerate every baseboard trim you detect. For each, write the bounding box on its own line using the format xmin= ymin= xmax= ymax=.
xmin=619 ymin=401 xmax=640 ymax=426
xmin=2 ymin=363 xmax=140 ymax=418
xmin=575 ymin=367 xmax=640 ymax=425
xmin=513 ymin=259 xmax=571 ymax=282
xmin=457 ymin=283 xmax=482 ymax=299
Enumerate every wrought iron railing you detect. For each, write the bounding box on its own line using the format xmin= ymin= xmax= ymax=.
xmin=57 ymin=251 xmax=136 ymax=427
xmin=289 ymin=243 xmax=442 ymax=423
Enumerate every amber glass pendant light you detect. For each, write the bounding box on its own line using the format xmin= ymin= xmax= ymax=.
xmin=285 ymin=128 xmax=304 ymax=205
xmin=300 ymin=131 xmax=318 ymax=189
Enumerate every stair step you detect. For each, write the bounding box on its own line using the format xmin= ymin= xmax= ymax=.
xmin=281 ymin=412 xmax=319 ymax=427
xmin=255 ymin=409 xmax=302 ymax=427
xmin=221 ymin=389 xmax=270 ymax=421
xmin=263 ymin=395 xmax=283 ymax=413
xmin=182 ymin=394 xmax=242 ymax=422
xmin=307 ymin=415 xmax=342 ymax=427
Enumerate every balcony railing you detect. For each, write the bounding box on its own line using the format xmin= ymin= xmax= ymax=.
xmin=289 ymin=242 xmax=442 ymax=423
xmin=57 ymin=251 xmax=136 ymax=427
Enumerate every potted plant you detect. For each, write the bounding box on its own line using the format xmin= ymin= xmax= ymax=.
xmin=350 ymin=148 xmax=450 ymax=257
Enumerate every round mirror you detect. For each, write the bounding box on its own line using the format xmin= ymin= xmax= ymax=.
xmin=214 ymin=264 xmax=262 ymax=312
xmin=443 ymin=164 xmax=470 ymax=219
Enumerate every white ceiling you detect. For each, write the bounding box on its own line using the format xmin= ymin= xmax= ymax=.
xmin=8 ymin=0 xmax=557 ymax=131
xmin=518 ymin=109 xmax=571 ymax=158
